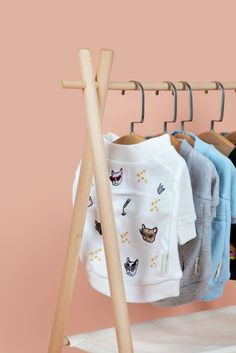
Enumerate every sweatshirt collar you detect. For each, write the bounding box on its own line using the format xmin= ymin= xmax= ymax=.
xmin=103 ymin=132 xmax=173 ymax=162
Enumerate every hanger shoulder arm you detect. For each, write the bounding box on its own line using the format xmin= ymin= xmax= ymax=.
xmin=113 ymin=134 xmax=145 ymax=145
xmin=225 ymin=131 xmax=236 ymax=145
xmin=198 ymin=131 xmax=235 ymax=156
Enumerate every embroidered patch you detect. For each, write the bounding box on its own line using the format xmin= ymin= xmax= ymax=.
xmin=109 ymin=168 xmax=123 ymax=186
xmin=150 ymin=199 xmax=160 ymax=212
xmin=120 ymin=231 xmax=130 ymax=244
xmin=136 ymin=169 xmax=148 ymax=183
xmin=89 ymin=248 xmax=102 ymax=261
xmin=95 ymin=220 xmax=102 ymax=235
xmin=121 ymin=199 xmax=131 ymax=216
xmin=157 ymin=183 xmax=165 ymax=195
xmin=124 ymin=257 xmax=139 ymax=276
xmin=150 ymin=255 xmax=158 ymax=268
xmin=230 ymin=244 xmax=236 ymax=260
xmin=88 ymin=196 xmax=93 ymax=207
xmin=139 ymin=224 xmax=158 ymax=243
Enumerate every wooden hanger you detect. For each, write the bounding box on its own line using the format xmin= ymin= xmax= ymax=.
xmin=145 ymin=81 xmax=181 ymax=152
xmin=199 ymin=131 xmax=235 ymax=155
xmin=173 ymin=81 xmax=195 ymax=146
xmin=174 ymin=133 xmax=195 ymax=145
xmin=224 ymin=131 xmax=236 ymax=145
xmin=170 ymin=135 xmax=181 ymax=151
xmin=114 ymin=133 xmax=145 ymax=145
xmin=198 ymin=81 xmax=235 ymax=156
xmin=113 ymin=80 xmax=145 ymax=145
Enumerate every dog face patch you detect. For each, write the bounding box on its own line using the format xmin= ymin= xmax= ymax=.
xmin=124 ymin=257 xmax=139 ymax=277
xmin=139 ymin=224 xmax=158 ymax=243
xmin=109 ymin=168 xmax=123 ymax=186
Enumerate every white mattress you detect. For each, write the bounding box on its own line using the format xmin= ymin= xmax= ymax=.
xmin=66 ymin=305 xmax=236 ymax=353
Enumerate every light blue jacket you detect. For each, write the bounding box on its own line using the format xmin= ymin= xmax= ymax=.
xmin=172 ymin=131 xmax=236 ymax=300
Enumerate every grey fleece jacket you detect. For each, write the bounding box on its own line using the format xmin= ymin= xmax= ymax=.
xmin=154 ymin=139 xmax=220 ymax=306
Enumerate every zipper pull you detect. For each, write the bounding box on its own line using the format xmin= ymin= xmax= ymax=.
xmin=215 ymin=260 xmax=223 ymax=278
xmin=194 ymin=257 xmax=200 ymax=275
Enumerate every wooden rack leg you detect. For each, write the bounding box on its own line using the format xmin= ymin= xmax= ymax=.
xmin=78 ymin=48 xmax=134 ymax=353
xmin=47 ymin=49 xmax=116 ymax=353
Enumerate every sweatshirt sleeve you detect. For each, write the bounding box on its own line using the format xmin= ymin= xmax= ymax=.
xmin=231 ymin=166 xmax=236 ymax=224
xmin=177 ymin=163 xmax=197 ymax=245
xmin=211 ymin=164 xmax=220 ymax=219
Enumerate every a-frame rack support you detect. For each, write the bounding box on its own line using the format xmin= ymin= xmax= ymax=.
xmin=47 ymin=48 xmax=134 ymax=353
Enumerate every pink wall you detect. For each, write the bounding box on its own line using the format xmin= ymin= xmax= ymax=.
xmin=1 ymin=1 xmax=236 ymax=353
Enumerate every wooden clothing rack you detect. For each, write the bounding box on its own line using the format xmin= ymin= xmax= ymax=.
xmin=47 ymin=48 xmax=236 ymax=353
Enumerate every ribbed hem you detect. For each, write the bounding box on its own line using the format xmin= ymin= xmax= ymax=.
xmin=200 ymin=281 xmax=226 ymax=301
xmin=155 ymin=279 xmax=209 ymax=307
xmin=87 ymin=271 xmax=181 ymax=303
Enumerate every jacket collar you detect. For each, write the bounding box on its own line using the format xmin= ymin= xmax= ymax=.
xmin=171 ymin=130 xmax=212 ymax=155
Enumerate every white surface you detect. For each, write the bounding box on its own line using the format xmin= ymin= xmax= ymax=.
xmin=66 ymin=305 xmax=236 ymax=353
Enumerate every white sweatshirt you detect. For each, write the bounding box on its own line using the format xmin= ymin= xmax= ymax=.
xmin=72 ymin=133 xmax=196 ymax=303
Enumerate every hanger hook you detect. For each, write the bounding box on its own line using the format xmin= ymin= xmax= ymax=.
xmin=178 ymin=81 xmax=193 ymax=133
xmin=162 ymin=81 xmax=177 ymax=133
xmin=210 ymin=81 xmax=225 ymax=131
xmin=121 ymin=80 xmax=145 ymax=134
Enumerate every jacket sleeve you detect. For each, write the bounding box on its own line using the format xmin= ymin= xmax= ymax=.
xmin=177 ymin=163 xmax=197 ymax=245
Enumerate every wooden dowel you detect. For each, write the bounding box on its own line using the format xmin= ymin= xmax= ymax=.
xmin=61 ymin=80 xmax=236 ymax=91
xmin=78 ymin=48 xmax=134 ymax=353
xmin=47 ymin=49 xmax=114 ymax=353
